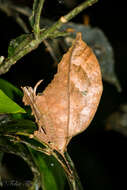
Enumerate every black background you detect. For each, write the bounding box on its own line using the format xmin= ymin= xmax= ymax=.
xmin=0 ymin=0 xmax=127 ymax=189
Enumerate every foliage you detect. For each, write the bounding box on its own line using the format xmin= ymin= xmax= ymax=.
xmin=0 ymin=0 xmax=99 ymax=190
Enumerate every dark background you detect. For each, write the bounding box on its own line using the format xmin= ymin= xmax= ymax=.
xmin=0 ymin=0 xmax=127 ymax=189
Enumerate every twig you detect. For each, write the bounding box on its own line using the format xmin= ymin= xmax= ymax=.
xmin=65 ymin=0 xmax=98 ymax=21
xmin=10 ymin=4 xmax=32 ymax=17
xmin=0 ymin=0 xmax=98 ymax=75
xmin=15 ymin=14 xmax=29 ymax=33
xmin=52 ymin=150 xmax=84 ymax=190
xmin=0 ymin=0 xmax=29 ymax=33
xmin=30 ymin=0 xmax=45 ymax=39
xmin=0 ymin=0 xmax=59 ymax=63
xmin=43 ymin=39 xmax=58 ymax=63
xmin=39 ymin=0 xmax=98 ymax=39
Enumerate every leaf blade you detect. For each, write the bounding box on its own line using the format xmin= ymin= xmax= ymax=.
xmin=0 ymin=78 xmax=22 ymax=99
xmin=0 ymin=90 xmax=26 ymax=114
xmin=29 ymin=148 xmax=66 ymax=190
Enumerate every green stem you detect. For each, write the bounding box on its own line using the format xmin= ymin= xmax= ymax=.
xmin=39 ymin=0 xmax=98 ymax=40
xmin=0 ymin=0 xmax=98 ymax=75
xmin=65 ymin=0 xmax=98 ymax=21
xmin=32 ymin=0 xmax=45 ymax=38
xmin=64 ymin=152 xmax=83 ymax=190
xmin=52 ymin=150 xmax=83 ymax=190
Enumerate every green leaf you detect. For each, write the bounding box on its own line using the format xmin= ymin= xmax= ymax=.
xmin=0 ymin=117 xmax=48 ymax=151
xmin=0 ymin=116 xmax=66 ymax=190
xmin=29 ymin=149 xmax=66 ymax=190
xmin=0 ymin=90 xmax=26 ymax=114
xmin=0 ymin=117 xmax=66 ymax=190
xmin=0 ymin=78 xmax=22 ymax=99
xmin=0 ymin=118 xmax=36 ymax=134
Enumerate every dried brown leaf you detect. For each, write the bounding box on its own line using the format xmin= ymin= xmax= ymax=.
xmin=22 ymin=33 xmax=103 ymax=154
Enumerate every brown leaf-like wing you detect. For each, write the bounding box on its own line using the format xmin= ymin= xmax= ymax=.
xmin=22 ymin=33 xmax=103 ymax=154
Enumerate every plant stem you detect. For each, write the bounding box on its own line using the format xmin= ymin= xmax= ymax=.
xmin=52 ymin=150 xmax=84 ymax=190
xmin=39 ymin=0 xmax=98 ymax=40
xmin=65 ymin=0 xmax=98 ymax=21
xmin=31 ymin=0 xmax=45 ymax=39
xmin=0 ymin=0 xmax=98 ymax=75
xmin=64 ymin=152 xmax=83 ymax=190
